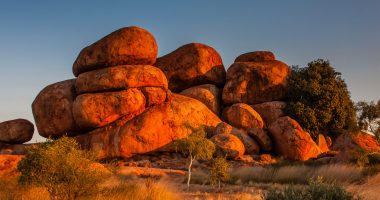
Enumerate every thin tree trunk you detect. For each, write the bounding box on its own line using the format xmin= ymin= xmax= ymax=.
xmin=187 ymin=156 xmax=194 ymax=191
xmin=218 ymin=180 xmax=221 ymax=192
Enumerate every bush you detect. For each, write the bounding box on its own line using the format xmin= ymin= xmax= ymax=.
xmin=285 ymin=59 xmax=357 ymax=139
xmin=209 ymin=157 xmax=230 ymax=190
xmin=266 ymin=177 xmax=360 ymax=200
xmin=17 ymin=137 xmax=107 ymax=200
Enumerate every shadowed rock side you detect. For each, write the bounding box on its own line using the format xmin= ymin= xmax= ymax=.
xmin=155 ymin=43 xmax=226 ymax=92
xmin=234 ymin=51 xmax=275 ymax=62
xmin=247 ymin=128 xmax=273 ymax=152
xmin=251 ymin=101 xmax=286 ymax=127
xmin=72 ymin=89 xmax=146 ymax=129
xmin=32 ymin=79 xmax=80 ymax=138
xmin=0 ymin=119 xmax=34 ymax=144
xmin=222 ymin=103 xmax=264 ymax=130
xmin=222 ymin=60 xmax=290 ymax=105
xmin=180 ymin=84 xmax=221 ymax=116
xmin=74 ymin=94 xmax=221 ymax=159
xmin=210 ymin=133 xmax=245 ymax=159
xmin=73 ymin=26 xmax=158 ymax=76
xmin=75 ymin=65 xmax=168 ymax=94
xmin=268 ymin=116 xmax=321 ymax=161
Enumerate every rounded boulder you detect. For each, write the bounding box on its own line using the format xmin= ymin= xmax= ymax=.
xmin=0 ymin=119 xmax=34 ymax=144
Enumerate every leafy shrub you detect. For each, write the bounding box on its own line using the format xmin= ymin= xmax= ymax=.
xmin=209 ymin=157 xmax=230 ymax=190
xmin=266 ymin=177 xmax=360 ymax=200
xmin=17 ymin=137 xmax=107 ymax=200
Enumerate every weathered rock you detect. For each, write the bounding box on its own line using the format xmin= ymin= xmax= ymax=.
xmin=318 ymin=134 xmax=330 ymax=153
xmin=0 ymin=119 xmax=34 ymax=144
xmin=210 ymin=133 xmax=245 ymax=159
xmin=214 ymin=122 xmax=259 ymax=154
xmin=155 ymin=43 xmax=226 ymax=92
xmin=180 ymin=84 xmax=221 ymax=115
xmin=332 ymin=132 xmax=380 ymax=162
xmin=222 ymin=103 xmax=264 ymax=129
xmin=251 ymin=101 xmax=286 ymax=126
xmin=73 ymin=89 xmax=146 ymax=129
xmin=75 ymin=94 xmax=221 ymax=159
xmin=75 ymin=65 xmax=168 ymax=94
xmin=73 ymin=26 xmax=158 ymax=76
xmin=141 ymin=87 xmax=171 ymax=107
xmin=235 ymin=51 xmax=275 ymax=62
xmin=222 ymin=61 xmax=289 ymax=105
xmin=0 ymin=144 xmax=31 ymax=155
xmin=247 ymin=128 xmax=273 ymax=152
xmin=268 ymin=116 xmax=321 ymax=161
xmin=32 ymin=79 xmax=79 ymax=138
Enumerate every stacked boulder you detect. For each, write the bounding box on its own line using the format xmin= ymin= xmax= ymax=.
xmin=32 ymin=27 xmax=221 ymax=159
xmin=0 ymin=119 xmax=34 ymax=155
xmin=217 ymin=51 xmax=321 ymax=160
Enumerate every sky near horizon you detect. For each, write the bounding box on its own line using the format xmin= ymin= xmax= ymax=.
xmin=0 ymin=1 xmax=379 ymax=142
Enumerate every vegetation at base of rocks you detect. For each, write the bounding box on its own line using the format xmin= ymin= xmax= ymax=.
xmin=174 ymin=125 xmax=216 ymax=189
xmin=356 ymin=100 xmax=380 ymax=138
xmin=265 ymin=177 xmax=360 ymax=200
xmin=209 ymin=156 xmax=230 ymax=191
xmin=230 ymin=164 xmax=362 ymax=185
xmin=17 ymin=137 xmax=107 ymax=200
xmin=285 ymin=59 xmax=357 ymax=139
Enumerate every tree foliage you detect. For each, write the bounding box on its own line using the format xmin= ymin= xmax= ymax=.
xmin=210 ymin=156 xmax=230 ymax=191
xmin=356 ymin=100 xmax=380 ymax=137
xmin=17 ymin=137 xmax=107 ymax=200
xmin=174 ymin=125 xmax=215 ymax=189
xmin=285 ymin=59 xmax=357 ymax=138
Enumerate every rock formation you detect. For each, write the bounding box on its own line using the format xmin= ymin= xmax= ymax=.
xmin=180 ymin=84 xmax=221 ymax=116
xmin=0 ymin=119 xmax=34 ymax=144
xmin=222 ymin=103 xmax=264 ymax=129
xmin=210 ymin=133 xmax=245 ymax=159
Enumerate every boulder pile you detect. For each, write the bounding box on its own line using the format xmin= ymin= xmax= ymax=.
xmin=2 ymin=26 xmax=368 ymax=162
xmin=0 ymin=119 xmax=34 ymax=155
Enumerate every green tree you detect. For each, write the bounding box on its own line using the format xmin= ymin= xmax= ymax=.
xmin=17 ymin=137 xmax=107 ymax=200
xmin=356 ymin=100 xmax=380 ymax=137
xmin=174 ymin=125 xmax=215 ymax=190
xmin=285 ymin=59 xmax=357 ymax=139
xmin=210 ymin=157 xmax=230 ymax=191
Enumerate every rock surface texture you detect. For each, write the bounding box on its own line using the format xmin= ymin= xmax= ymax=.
xmin=73 ymin=26 xmax=158 ymax=76
xmin=223 ymin=53 xmax=290 ymax=105
xmin=222 ymin=103 xmax=264 ymax=129
xmin=251 ymin=101 xmax=286 ymax=126
xmin=247 ymin=128 xmax=273 ymax=152
xmin=155 ymin=43 xmax=226 ymax=92
xmin=210 ymin=133 xmax=245 ymax=159
xmin=180 ymin=84 xmax=221 ymax=115
xmin=75 ymin=94 xmax=221 ymax=159
xmin=0 ymin=119 xmax=34 ymax=144
xmin=268 ymin=116 xmax=321 ymax=160
xmin=32 ymin=79 xmax=80 ymax=138
xmin=234 ymin=51 xmax=275 ymax=62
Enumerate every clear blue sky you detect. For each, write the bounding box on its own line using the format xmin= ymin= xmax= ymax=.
xmin=1 ymin=1 xmax=379 ymax=142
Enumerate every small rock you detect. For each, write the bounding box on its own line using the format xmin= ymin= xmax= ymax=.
xmin=0 ymin=119 xmax=34 ymax=144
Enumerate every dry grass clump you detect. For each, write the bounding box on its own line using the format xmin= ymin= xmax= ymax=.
xmin=347 ymin=173 xmax=380 ymax=200
xmin=231 ymin=164 xmax=362 ymax=184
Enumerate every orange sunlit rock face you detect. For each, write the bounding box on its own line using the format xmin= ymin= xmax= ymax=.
xmin=222 ymin=103 xmax=264 ymax=130
xmin=223 ymin=60 xmax=289 ymax=105
xmin=74 ymin=94 xmax=221 ymax=159
xmin=73 ymin=26 xmax=158 ymax=76
xmin=72 ymin=89 xmax=146 ymax=129
xmin=211 ymin=133 xmax=245 ymax=159
xmin=234 ymin=51 xmax=275 ymax=62
xmin=155 ymin=43 xmax=226 ymax=92
xmin=251 ymin=101 xmax=286 ymax=126
xmin=268 ymin=116 xmax=321 ymax=161
xmin=0 ymin=119 xmax=34 ymax=144
xmin=75 ymin=65 xmax=168 ymax=94
xmin=180 ymin=84 xmax=221 ymax=116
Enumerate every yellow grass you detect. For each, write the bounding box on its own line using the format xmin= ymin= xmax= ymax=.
xmin=347 ymin=173 xmax=380 ymax=200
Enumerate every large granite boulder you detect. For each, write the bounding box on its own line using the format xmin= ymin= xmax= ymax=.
xmin=214 ymin=122 xmax=260 ymax=154
xmin=32 ymin=79 xmax=80 ymax=138
xmin=75 ymin=65 xmax=168 ymax=94
xmin=74 ymin=94 xmax=221 ymax=159
xmin=268 ymin=116 xmax=321 ymax=161
xmin=251 ymin=101 xmax=286 ymax=126
xmin=180 ymin=84 xmax=221 ymax=115
xmin=210 ymin=133 xmax=245 ymax=159
xmin=222 ymin=103 xmax=264 ymax=129
xmin=247 ymin=128 xmax=273 ymax=152
xmin=222 ymin=58 xmax=290 ymax=105
xmin=73 ymin=26 xmax=158 ymax=76
xmin=155 ymin=43 xmax=226 ymax=92
xmin=234 ymin=51 xmax=275 ymax=62
xmin=0 ymin=119 xmax=34 ymax=144
xmin=72 ymin=89 xmax=146 ymax=129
